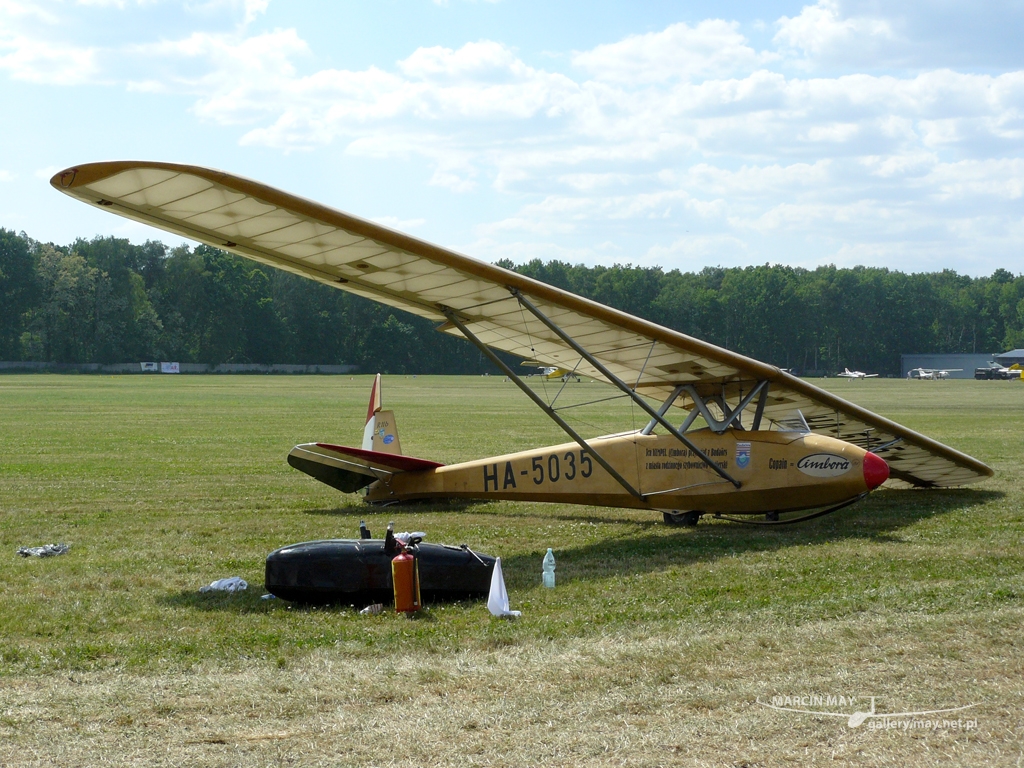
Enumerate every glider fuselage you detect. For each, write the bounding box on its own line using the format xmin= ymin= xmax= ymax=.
xmin=364 ymin=428 xmax=882 ymax=514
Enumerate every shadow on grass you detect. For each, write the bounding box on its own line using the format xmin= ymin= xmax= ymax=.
xmin=496 ymin=487 xmax=1004 ymax=590
xmin=304 ymin=500 xmax=674 ymax=528
xmin=158 ymin=589 xmax=358 ymax=613
xmin=159 ymin=587 xmax=468 ymax=614
xmin=302 ymin=498 xmax=486 ymax=517
xmin=162 ymin=487 xmax=1001 ymax=610
xmin=302 ymin=487 xmax=1004 ymax=529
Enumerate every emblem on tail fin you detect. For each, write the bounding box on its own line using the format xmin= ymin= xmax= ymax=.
xmin=361 ymin=373 xmax=402 ymax=455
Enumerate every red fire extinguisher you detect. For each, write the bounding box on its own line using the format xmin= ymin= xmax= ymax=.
xmin=392 ymin=550 xmax=422 ymax=613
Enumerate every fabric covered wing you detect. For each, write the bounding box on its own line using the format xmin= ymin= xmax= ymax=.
xmin=51 ymin=161 xmax=992 ymax=487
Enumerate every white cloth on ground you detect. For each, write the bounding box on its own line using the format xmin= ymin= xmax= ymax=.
xmin=200 ymin=576 xmax=248 ymax=593
xmin=487 ymin=557 xmax=521 ymax=618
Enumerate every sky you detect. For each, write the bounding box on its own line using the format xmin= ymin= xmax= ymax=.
xmin=1 ymin=0 xmax=1023 ymax=277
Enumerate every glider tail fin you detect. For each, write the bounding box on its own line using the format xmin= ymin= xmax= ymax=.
xmin=361 ymin=373 xmax=403 ymax=455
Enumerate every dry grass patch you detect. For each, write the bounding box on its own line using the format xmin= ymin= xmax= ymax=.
xmin=2 ymin=609 xmax=1020 ymax=766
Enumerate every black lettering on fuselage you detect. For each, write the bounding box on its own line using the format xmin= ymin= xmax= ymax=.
xmin=503 ymin=462 xmax=517 ymax=489
xmin=484 ymin=463 xmax=499 ymax=492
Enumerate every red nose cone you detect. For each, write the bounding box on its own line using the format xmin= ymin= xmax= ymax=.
xmin=863 ymin=452 xmax=889 ymax=490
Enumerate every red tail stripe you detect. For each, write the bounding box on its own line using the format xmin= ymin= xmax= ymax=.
xmin=316 ymin=443 xmax=444 ymax=472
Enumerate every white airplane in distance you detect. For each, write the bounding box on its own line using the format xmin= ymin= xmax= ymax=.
xmin=523 ymin=362 xmax=582 ymax=381
xmin=907 ymin=368 xmax=962 ymax=380
xmin=838 ymin=368 xmax=879 ymax=379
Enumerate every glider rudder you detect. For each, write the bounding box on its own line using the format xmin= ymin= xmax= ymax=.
xmin=362 ymin=373 xmax=403 ymax=455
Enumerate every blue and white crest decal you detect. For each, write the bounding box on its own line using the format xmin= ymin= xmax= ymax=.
xmin=736 ymin=442 xmax=751 ymax=469
xmin=383 ymin=434 xmax=395 ymax=445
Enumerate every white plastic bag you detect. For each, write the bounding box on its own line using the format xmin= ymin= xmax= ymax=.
xmin=394 ymin=531 xmax=427 ymax=544
xmin=17 ymin=543 xmax=69 ymax=558
xmin=487 ymin=558 xmax=521 ymax=618
xmin=200 ymin=576 xmax=248 ymax=593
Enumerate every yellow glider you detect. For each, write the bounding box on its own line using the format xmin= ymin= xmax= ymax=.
xmin=51 ymin=162 xmax=992 ymax=523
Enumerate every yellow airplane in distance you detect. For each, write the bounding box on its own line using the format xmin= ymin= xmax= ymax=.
xmin=522 ymin=362 xmax=581 ymax=382
xmin=51 ymin=162 xmax=993 ymax=525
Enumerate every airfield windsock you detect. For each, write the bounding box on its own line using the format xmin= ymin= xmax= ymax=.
xmin=361 ymin=374 xmax=403 ymax=455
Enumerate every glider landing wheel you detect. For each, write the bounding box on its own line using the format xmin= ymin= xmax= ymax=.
xmin=663 ymin=510 xmax=702 ymax=527
xmin=765 ymin=511 xmax=779 ymax=522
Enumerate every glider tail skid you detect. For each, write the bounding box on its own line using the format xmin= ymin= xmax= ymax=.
xmin=287 ymin=374 xmax=443 ymax=495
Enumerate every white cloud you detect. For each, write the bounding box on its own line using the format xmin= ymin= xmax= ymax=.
xmin=467 ymin=235 xmax=598 ymax=266
xmin=572 ymin=20 xmax=776 ymax=82
xmin=774 ymin=0 xmax=896 ymax=67
xmin=218 ymin=41 xmax=581 ymax=157
xmin=429 ymin=168 xmax=478 ymax=193
xmin=0 ymin=34 xmax=100 ymax=84
xmin=739 ymin=200 xmax=895 ymax=233
xmin=3 ymin=3 xmax=1023 ymax=274
xmin=242 ymin=0 xmax=268 ymax=24
xmin=180 ymin=0 xmax=265 ymax=20
xmin=922 ymin=159 xmax=1024 ymax=201
xmin=139 ymin=23 xmax=1019 ymax=273
xmin=132 ymin=28 xmax=311 ymax=124
xmin=556 ymin=172 xmax=635 ymax=191
xmin=684 ymin=162 xmax=833 ymax=198
xmin=480 ymin=197 xmax=590 ymax=237
xmin=75 ymin=0 xmax=131 ymax=7
xmin=370 ymin=215 xmax=426 ymax=231
xmin=399 ymin=40 xmax=525 ymax=82
xmin=0 ymin=0 xmax=59 ymax=23
xmin=0 ymin=170 xmax=14 ymax=182
xmin=860 ymin=150 xmax=936 ymax=178
xmin=644 ymin=235 xmax=751 ymax=268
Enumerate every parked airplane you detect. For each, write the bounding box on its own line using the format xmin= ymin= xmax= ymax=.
xmin=524 ymin=364 xmax=580 ymax=381
xmin=51 ymin=162 xmax=994 ymax=525
xmin=837 ymin=369 xmax=879 ymax=379
xmin=907 ymin=368 xmax=962 ymax=380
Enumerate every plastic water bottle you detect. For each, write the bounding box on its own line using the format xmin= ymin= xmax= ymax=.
xmin=542 ymin=548 xmax=556 ymax=588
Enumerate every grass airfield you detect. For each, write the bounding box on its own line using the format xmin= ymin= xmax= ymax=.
xmin=1 ymin=373 xmax=1022 ymax=767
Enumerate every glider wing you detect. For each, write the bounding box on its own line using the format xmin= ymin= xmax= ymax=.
xmin=51 ymin=162 xmax=992 ymax=488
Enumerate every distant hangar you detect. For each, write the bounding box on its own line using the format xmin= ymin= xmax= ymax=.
xmin=900 ymin=354 xmax=997 ymax=379
xmin=995 ymin=349 xmax=1024 ymax=367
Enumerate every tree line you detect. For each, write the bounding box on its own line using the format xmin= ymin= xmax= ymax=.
xmin=2 ymin=228 xmax=1022 ymax=375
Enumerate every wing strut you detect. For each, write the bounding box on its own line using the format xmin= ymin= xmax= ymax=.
xmin=511 ymin=290 xmax=742 ymax=489
xmin=439 ymin=306 xmax=646 ymax=502
xmin=751 ymin=382 xmax=769 ymax=430
xmin=682 ymin=382 xmax=768 ymax=434
xmin=640 ymin=385 xmax=685 ymax=435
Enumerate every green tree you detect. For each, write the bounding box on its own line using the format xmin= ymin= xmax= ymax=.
xmin=20 ymin=245 xmax=97 ymax=362
xmin=0 ymin=229 xmax=38 ymax=359
xmin=74 ymin=237 xmax=164 ymax=362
